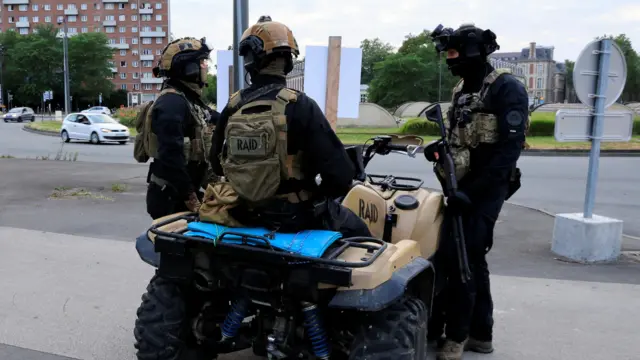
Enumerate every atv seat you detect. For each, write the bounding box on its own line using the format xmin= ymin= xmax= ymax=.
xmin=184 ymin=222 xmax=343 ymax=258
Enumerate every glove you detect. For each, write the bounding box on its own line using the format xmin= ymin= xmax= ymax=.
xmin=184 ymin=192 xmax=202 ymax=213
xmin=446 ymin=190 xmax=472 ymax=213
xmin=424 ymin=140 xmax=442 ymax=163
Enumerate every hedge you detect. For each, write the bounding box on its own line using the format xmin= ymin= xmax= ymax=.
xmin=399 ymin=112 xmax=640 ymax=137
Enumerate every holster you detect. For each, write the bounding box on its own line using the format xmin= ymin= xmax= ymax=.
xmin=505 ymin=167 xmax=522 ymax=201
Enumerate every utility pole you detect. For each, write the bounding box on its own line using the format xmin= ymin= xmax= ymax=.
xmin=232 ymin=0 xmax=249 ymax=92
xmin=0 ymin=45 xmax=4 ymax=112
xmin=59 ymin=18 xmax=71 ymax=114
xmin=438 ymin=52 xmax=442 ymax=102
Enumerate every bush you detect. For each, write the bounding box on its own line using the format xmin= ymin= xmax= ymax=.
xmin=115 ymin=107 xmax=139 ymax=127
xmin=400 ymin=112 xmax=640 ymax=136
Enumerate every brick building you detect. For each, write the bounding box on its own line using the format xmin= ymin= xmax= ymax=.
xmin=491 ymin=42 xmax=567 ymax=104
xmin=0 ymin=0 xmax=171 ymax=105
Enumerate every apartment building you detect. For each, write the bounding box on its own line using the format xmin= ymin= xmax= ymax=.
xmin=491 ymin=42 xmax=567 ymax=104
xmin=0 ymin=0 xmax=171 ymax=105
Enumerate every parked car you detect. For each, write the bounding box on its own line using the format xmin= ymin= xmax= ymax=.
xmin=60 ymin=113 xmax=130 ymax=145
xmin=3 ymin=107 xmax=35 ymax=122
xmin=81 ymin=106 xmax=112 ymax=115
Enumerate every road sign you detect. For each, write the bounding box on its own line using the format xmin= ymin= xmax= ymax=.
xmin=573 ymin=39 xmax=627 ymax=109
xmin=554 ymin=109 xmax=634 ymax=142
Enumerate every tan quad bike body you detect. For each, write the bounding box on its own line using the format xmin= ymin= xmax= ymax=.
xmin=134 ymin=131 xmax=450 ymax=360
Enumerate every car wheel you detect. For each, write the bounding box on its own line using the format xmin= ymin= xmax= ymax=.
xmin=3 ymin=119 xmax=7 ymax=123
xmin=17 ymin=117 xmax=23 ymax=123
xmin=61 ymin=130 xmax=70 ymax=143
xmin=30 ymin=117 xmax=35 ymax=122
xmin=118 ymin=141 xmax=127 ymax=145
xmin=90 ymin=132 xmax=100 ymax=144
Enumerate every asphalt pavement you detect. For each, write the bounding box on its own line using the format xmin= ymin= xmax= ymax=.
xmin=2 ymin=120 xmax=640 ymax=237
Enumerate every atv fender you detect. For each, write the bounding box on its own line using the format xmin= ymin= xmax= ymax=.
xmin=327 ymin=243 xmax=434 ymax=312
xmin=136 ymin=233 xmax=159 ymax=267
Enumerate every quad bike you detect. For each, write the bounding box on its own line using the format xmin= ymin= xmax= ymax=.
xmin=133 ymin=103 xmax=469 ymax=360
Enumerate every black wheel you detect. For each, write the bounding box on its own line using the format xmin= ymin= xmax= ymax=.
xmin=118 ymin=141 xmax=127 ymax=145
xmin=17 ymin=116 xmax=23 ymax=123
xmin=61 ymin=130 xmax=70 ymax=143
xmin=349 ymin=295 xmax=428 ymax=360
xmin=30 ymin=117 xmax=35 ymax=122
xmin=90 ymin=132 xmax=100 ymax=144
xmin=133 ymin=275 xmax=210 ymax=360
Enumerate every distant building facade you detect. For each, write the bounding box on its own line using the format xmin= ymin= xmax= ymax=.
xmin=490 ymin=42 xmax=567 ymax=104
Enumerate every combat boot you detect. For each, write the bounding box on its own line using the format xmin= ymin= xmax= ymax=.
xmin=436 ymin=338 xmax=467 ymax=360
xmin=465 ymin=337 xmax=494 ymax=353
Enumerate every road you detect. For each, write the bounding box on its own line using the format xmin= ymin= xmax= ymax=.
xmin=2 ymin=120 xmax=639 ymax=236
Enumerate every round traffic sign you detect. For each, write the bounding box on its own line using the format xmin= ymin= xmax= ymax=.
xmin=573 ymin=39 xmax=627 ymax=109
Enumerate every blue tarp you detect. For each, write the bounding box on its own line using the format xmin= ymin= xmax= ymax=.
xmin=184 ymin=222 xmax=342 ymax=258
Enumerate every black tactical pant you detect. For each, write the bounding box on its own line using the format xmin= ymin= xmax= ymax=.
xmin=320 ymin=198 xmax=373 ymax=238
xmin=428 ymin=207 xmax=495 ymax=343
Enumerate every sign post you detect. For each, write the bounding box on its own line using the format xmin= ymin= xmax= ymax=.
xmin=551 ymin=38 xmax=628 ymax=263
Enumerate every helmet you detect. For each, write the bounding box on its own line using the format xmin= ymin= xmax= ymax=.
xmin=238 ymin=16 xmax=299 ymax=75
xmin=430 ymin=23 xmax=500 ymax=76
xmin=153 ymin=37 xmax=212 ymax=86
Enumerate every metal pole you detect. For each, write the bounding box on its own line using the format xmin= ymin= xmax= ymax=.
xmin=62 ymin=19 xmax=71 ymax=114
xmin=232 ymin=0 xmax=249 ymax=92
xmin=0 ymin=45 xmax=4 ymax=112
xmin=438 ymin=52 xmax=442 ymax=102
xmin=583 ymin=39 xmax=612 ymax=218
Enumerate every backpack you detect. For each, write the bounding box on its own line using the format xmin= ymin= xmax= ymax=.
xmin=219 ymin=86 xmax=299 ymax=203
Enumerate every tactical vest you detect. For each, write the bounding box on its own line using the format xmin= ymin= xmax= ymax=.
xmin=219 ymin=87 xmax=306 ymax=204
xmin=133 ymin=87 xmax=210 ymax=164
xmin=436 ymin=68 xmax=529 ymax=181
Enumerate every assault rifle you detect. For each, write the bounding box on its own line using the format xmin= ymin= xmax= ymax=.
xmin=423 ymin=103 xmax=472 ymax=283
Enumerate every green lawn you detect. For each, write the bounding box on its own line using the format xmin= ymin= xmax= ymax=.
xmin=26 ymin=121 xmax=137 ymax=136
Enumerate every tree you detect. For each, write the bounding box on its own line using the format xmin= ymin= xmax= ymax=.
xmin=596 ymin=34 xmax=640 ymax=102
xmin=360 ymin=38 xmax=394 ymax=84
xmin=67 ymin=31 xmax=114 ymax=106
xmin=367 ymin=30 xmax=460 ymax=109
xmin=564 ymin=60 xmax=576 ymax=103
xmin=202 ymin=73 xmax=217 ymax=106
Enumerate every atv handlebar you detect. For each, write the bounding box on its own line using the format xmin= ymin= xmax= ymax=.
xmin=361 ymin=135 xmax=425 ymax=168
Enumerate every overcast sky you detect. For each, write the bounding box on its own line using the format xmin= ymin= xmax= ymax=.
xmin=170 ymin=0 xmax=640 ymax=68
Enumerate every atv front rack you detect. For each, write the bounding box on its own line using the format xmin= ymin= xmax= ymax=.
xmin=148 ymin=214 xmax=388 ymax=269
xmin=366 ymin=173 xmax=424 ymax=191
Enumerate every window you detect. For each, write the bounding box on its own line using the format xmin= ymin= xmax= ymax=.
xmin=142 ymin=48 xmax=152 ymax=55
xmin=68 ymin=16 xmax=77 ymax=22
xmin=95 ymin=27 xmax=101 ymax=33
xmin=133 ymin=72 xmax=139 ymax=79
xmin=119 ymin=26 xmax=126 ymax=33
xmin=156 ymin=38 xmax=162 ymax=44
xmin=121 ymin=84 xmax=127 ymax=90
xmin=143 ymin=84 xmax=151 ymax=90
xmin=32 ymin=4 xmax=39 ymax=11
xmin=142 ymin=26 xmax=151 ymax=32
xmin=94 ymin=3 xmax=101 ymax=10
xmin=529 ymin=63 xmax=534 ymax=74
xmin=57 ymin=16 xmax=64 ymax=23
xmin=120 ymin=61 xmax=127 ymax=67
xmin=68 ymin=4 xmax=76 ymax=9
xmin=119 ymin=15 xmax=126 ymax=21
xmin=132 ymin=38 xmax=139 ymax=44
xmin=120 ymin=73 xmax=127 ymax=79
xmin=19 ymin=28 xmax=28 ymax=35
xmin=19 ymin=5 xmax=28 ymax=11
xmin=132 ymin=27 xmax=138 ymax=33
xmin=132 ymin=61 xmax=139 ymax=67
xmin=142 ymin=37 xmax=152 ymax=44
xmin=106 ymin=27 xmax=115 ymax=33
xmin=131 ymin=15 xmax=138 ymax=21
xmin=105 ymin=15 xmax=115 ymax=21
xmin=155 ymin=3 xmax=162 ymax=9
xmin=131 ymin=3 xmax=138 ymax=9
xmin=119 ymin=3 xmax=125 ymax=9
xmin=156 ymin=49 xmax=162 ymax=55
xmin=155 ymin=15 xmax=162 ymax=21
xmin=156 ymin=84 xmax=162 ymax=90
xmin=142 ymin=60 xmax=153 ymax=67
xmin=32 ymin=16 xmax=39 ymax=23
xmin=81 ymin=4 xmax=87 ymax=10
xmin=108 ymin=38 xmax=115 ymax=44
xmin=120 ymin=37 xmax=127 ymax=44
xmin=44 ymin=4 xmax=51 ymax=10
xmin=93 ymin=15 xmax=100 ymax=21
xmin=141 ymin=15 xmax=151 ymax=21
xmin=536 ymin=78 xmax=543 ymax=89
xmin=143 ymin=72 xmax=153 ymax=78
xmin=132 ymin=49 xmax=139 ymax=56
xmin=105 ymin=4 xmax=114 ymax=10
xmin=81 ymin=27 xmax=88 ymax=33
xmin=81 ymin=15 xmax=87 ymax=22
xmin=120 ymin=50 xmax=127 ymax=56
xmin=537 ymin=64 xmax=543 ymax=76
xmin=45 ymin=16 xmax=51 ymax=23
xmin=134 ymin=83 xmax=140 ymax=90
xmin=155 ymin=26 xmax=162 ymax=32
xmin=68 ymin=27 xmax=77 ymax=34
xmin=8 ymin=17 xmax=14 ymax=23
xmin=57 ymin=4 xmax=63 ymax=10
xmin=529 ymin=77 xmax=534 ymax=89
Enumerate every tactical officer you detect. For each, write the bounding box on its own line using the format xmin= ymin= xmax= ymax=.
xmin=142 ymin=37 xmax=218 ymax=220
xmin=425 ymin=24 xmax=528 ymax=360
xmin=208 ymin=16 xmax=371 ymax=238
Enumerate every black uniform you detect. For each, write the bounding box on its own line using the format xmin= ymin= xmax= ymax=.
xmin=429 ymin=63 xmax=528 ymax=344
xmin=146 ymin=80 xmax=219 ymax=220
xmin=209 ymin=74 xmax=371 ymax=238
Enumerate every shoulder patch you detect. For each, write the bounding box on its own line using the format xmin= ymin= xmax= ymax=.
xmin=228 ymin=91 xmax=242 ymax=108
xmin=278 ymin=87 xmax=298 ymax=102
xmin=506 ymin=110 xmax=524 ymax=127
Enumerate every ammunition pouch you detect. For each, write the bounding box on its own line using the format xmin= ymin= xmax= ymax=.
xmin=505 ymin=167 xmax=522 ymax=201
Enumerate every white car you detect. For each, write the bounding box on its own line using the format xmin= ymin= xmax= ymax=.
xmin=81 ymin=106 xmax=112 ymax=115
xmin=60 ymin=113 xmax=130 ymax=145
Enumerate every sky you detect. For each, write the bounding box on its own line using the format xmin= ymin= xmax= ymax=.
xmin=170 ymin=0 xmax=640 ymax=68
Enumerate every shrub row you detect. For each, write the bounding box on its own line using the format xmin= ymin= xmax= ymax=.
xmin=399 ymin=113 xmax=640 ymax=137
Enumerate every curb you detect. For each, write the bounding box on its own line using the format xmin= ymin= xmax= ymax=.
xmin=22 ymin=125 xmax=640 ymax=156
xmin=22 ymin=125 xmax=135 ymax=142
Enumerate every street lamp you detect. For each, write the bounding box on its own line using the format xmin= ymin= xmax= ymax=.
xmin=58 ymin=18 xmax=71 ymax=114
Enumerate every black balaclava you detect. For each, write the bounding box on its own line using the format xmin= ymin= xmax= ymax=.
xmin=443 ymin=25 xmax=499 ymax=89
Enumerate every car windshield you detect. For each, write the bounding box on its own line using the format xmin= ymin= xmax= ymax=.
xmin=9 ymin=108 xmax=22 ymax=113
xmin=87 ymin=114 xmax=118 ymax=124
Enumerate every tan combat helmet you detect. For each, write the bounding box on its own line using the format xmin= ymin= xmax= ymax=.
xmin=238 ymin=16 xmax=299 ymax=74
xmin=153 ymin=37 xmax=212 ymax=86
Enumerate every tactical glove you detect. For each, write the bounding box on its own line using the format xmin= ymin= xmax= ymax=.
xmin=184 ymin=192 xmax=202 ymax=213
xmin=446 ymin=190 xmax=472 ymax=213
xmin=423 ymin=140 xmax=442 ymax=163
